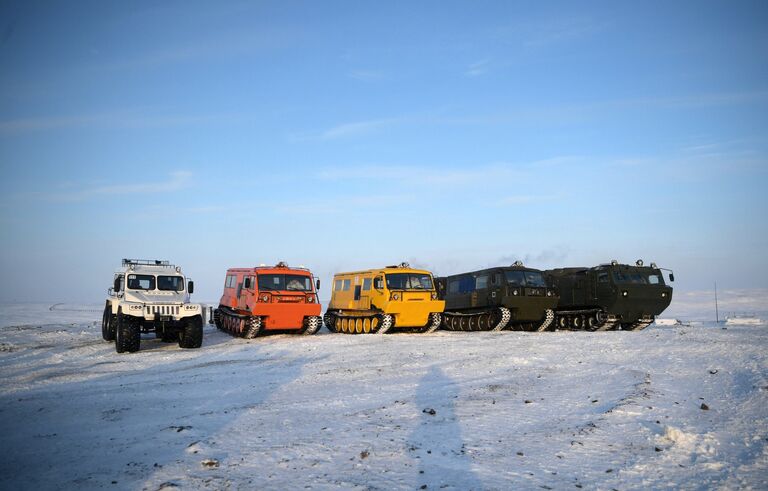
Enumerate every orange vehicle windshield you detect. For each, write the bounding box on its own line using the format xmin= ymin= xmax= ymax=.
xmin=257 ymin=274 xmax=313 ymax=291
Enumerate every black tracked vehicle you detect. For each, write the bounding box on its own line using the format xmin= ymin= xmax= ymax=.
xmin=436 ymin=262 xmax=559 ymax=332
xmin=545 ymin=260 xmax=674 ymax=331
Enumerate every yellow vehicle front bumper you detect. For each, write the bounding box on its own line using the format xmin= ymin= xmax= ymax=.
xmin=384 ymin=299 xmax=445 ymax=327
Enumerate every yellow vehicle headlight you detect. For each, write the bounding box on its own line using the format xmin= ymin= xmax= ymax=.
xmin=391 ymin=293 xmax=399 ymax=300
xmin=431 ymin=292 xmax=437 ymax=300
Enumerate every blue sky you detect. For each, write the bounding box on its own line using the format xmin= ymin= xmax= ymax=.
xmin=0 ymin=1 xmax=767 ymax=302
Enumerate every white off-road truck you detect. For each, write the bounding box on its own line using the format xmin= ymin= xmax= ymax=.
xmin=102 ymin=259 xmax=203 ymax=353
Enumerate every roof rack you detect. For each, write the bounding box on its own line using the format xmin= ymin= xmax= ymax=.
xmin=252 ymin=262 xmax=310 ymax=272
xmin=385 ymin=262 xmax=411 ymax=269
xmin=122 ymin=258 xmax=173 ymax=267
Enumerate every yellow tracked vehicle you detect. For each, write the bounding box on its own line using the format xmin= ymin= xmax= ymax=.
xmin=324 ymin=263 xmax=445 ymax=334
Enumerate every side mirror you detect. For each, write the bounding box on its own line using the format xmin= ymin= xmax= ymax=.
xmin=188 ymin=280 xmax=195 ymax=294
xmin=669 ymin=273 xmax=675 ymax=282
xmin=113 ymin=277 xmax=120 ymax=292
xmin=316 ymin=279 xmax=320 ymax=290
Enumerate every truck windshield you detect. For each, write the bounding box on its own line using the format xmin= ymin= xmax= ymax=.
xmin=613 ymin=271 xmax=665 ymax=285
xmin=386 ymin=273 xmax=433 ymax=290
xmin=258 ymin=274 xmax=312 ymax=291
xmin=613 ymin=272 xmax=647 ymax=284
xmin=505 ymin=270 xmax=547 ymax=287
xmin=127 ymin=274 xmax=155 ymax=291
xmin=158 ymin=275 xmax=184 ymax=291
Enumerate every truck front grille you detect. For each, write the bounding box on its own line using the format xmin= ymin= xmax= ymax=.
xmin=145 ymin=305 xmax=180 ymax=315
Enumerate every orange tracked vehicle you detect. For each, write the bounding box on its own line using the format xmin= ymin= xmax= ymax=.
xmin=213 ymin=262 xmax=322 ymax=338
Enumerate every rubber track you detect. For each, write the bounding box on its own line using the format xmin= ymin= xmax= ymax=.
xmin=536 ymin=309 xmax=555 ymax=332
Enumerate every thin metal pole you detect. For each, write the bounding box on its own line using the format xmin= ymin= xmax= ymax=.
xmin=714 ymin=281 xmax=719 ymax=323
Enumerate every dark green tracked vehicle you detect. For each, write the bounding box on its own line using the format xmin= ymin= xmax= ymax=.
xmin=435 ymin=262 xmax=559 ymax=332
xmin=545 ymin=260 xmax=674 ymax=331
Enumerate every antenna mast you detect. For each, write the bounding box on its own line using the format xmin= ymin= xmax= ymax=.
xmin=714 ymin=281 xmax=719 ymax=323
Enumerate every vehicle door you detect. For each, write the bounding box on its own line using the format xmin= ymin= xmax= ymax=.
xmin=594 ymin=269 xmax=612 ymax=306
xmin=358 ymin=277 xmax=372 ymax=310
xmin=473 ymin=273 xmax=490 ymax=308
xmin=488 ymin=271 xmax=503 ymax=307
xmin=353 ymin=275 xmax=362 ymax=309
xmin=572 ymin=272 xmax=586 ymax=305
xmin=449 ymin=275 xmax=472 ymax=309
xmin=236 ymin=275 xmax=249 ymax=311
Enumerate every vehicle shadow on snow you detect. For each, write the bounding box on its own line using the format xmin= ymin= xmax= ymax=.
xmin=0 ymin=331 xmax=312 ymax=490
xmin=409 ymin=365 xmax=483 ymax=490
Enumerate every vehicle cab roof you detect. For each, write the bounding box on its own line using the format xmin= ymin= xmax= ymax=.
xmin=334 ymin=263 xmax=434 ymax=277
xmin=226 ymin=262 xmax=313 ymax=276
xmin=117 ymin=259 xmax=183 ymax=275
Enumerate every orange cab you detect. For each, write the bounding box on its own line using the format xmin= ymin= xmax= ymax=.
xmin=213 ymin=262 xmax=322 ymax=338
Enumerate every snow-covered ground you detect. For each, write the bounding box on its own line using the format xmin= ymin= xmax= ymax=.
xmin=1 ymin=303 xmax=767 ymax=490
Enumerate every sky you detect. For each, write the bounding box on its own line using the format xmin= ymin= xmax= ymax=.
xmin=0 ymin=0 xmax=767 ymax=303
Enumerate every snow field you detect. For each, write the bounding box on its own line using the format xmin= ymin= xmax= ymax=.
xmin=0 ymin=304 xmax=766 ymax=490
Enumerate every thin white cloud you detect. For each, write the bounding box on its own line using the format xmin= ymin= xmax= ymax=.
xmin=274 ymin=194 xmax=413 ymax=215
xmin=497 ymin=195 xmax=559 ymax=205
xmin=466 ymin=59 xmax=491 ymax=77
xmin=318 ymin=118 xmax=400 ymax=140
xmin=316 ymin=162 xmax=526 ymax=185
xmin=94 ymin=28 xmax=297 ymax=72
xmin=348 ymin=69 xmax=384 ymax=81
xmin=44 ymin=171 xmax=192 ymax=202
xmin=317 ymin=158 xmax=581 ymax=185
xmin=0 ymin=111 xmax=240 ymax=133
xmin=523 ymin=17 xmax=603 ymax=47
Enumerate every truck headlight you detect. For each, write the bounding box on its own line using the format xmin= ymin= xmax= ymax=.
xmin=431 ymin=292 xmax=437 ymax=300
xmin=391 ymin=293 xmax=399 ymax=300
xmin=622 ymin=291 xmax=629 ymax=297
xmin=661 ymin=292 xmax=667 ymax=298
xmin=546 ymin=291 xmax=552 ymax=297
xmin=513 ymin=290 xmax=519 ymax=296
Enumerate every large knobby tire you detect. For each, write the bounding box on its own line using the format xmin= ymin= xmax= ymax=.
xmin=323 ymin=312 xmax=337 ymax=333
xmin=178 ymin=316 xmax=203 ymax=349
xmin=102 ymin=303 xmax=115 ymax=341
xmin=115 ymin=310 xmax=140 ymax=353
xmin=303 ymin=316 xmax=321 ymax=335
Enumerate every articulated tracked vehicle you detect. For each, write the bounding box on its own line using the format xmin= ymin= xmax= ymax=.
xmin=436 ymin=261 xmax=559 ymax=332
xmin=102 ymin=259 xmax=204 ymax=353
xmin=324 ymin=263 xmax=445 ymax=334
xmin=545 ymin=260 xmax=674 ymax=331
xmin=213 ymin=262 xmax=322 ymax=338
